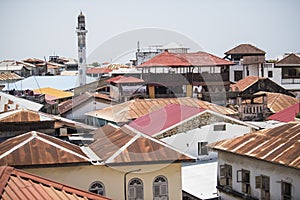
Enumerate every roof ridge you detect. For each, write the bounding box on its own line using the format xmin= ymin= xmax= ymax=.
xmin=105 ymin=130 xmax=141 ymax=163
xmin=125 ymin=125 xmax=196 ymax=160
xmin=0 ymin=132 xmax=35 ymax=160
xmin=35 ymin=133 xmax=90 ymax=161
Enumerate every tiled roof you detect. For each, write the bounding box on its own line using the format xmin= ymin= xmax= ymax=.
xmin=129 ymin=104 xmax=205 ymax=136
xmin=0 ymin=131 xmax=90 ymax=166
xmin=87 ymin=67 xmax=112 ymax=74
xmin=139 ymin=51 xmax=233 ymax=67
xmin=209 ymin=122 xmax=300 ymax=170
xmin=254 ymin=91 xmax=299 ymax=113
xmin=0 ymin=73 xmax=23 ymax=81
xmin=89 ymin=125 xmax=195 ymax=165
xmin=58 ymin=92 xmax=93 ymax=114
xmin=0 ymin=166 xmax=110 ymax=200
xmin=85 ymin=97 xmax=237 ymax=124
xmin=106 ymin=75 xmax=144 ymax=84
xmin=225 ymin=44 xmax=266 ymax=55
xmin=230 ymin=76 xmax=262 ymax=91
xmin=33 ymin=87 xmax=74 ymax=100
xmin=268 ymin=102 xmax=300 ymax=122
xmin=275 ymin=53 xmax=300 ymax=66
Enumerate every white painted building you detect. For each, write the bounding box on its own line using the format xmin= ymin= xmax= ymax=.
xmin=209 ymin=122 xmax=300 ymax=200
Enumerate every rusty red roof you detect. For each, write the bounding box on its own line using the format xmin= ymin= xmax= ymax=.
xmin=106 ymin=75 xmax=144 ymax=84
xmin=89 ymin=125 xmax=195 ymax=165
xmin=139 ymin=51 xmax=233 ymax=67
xmin=129 ymin=104 xmax=205 ymax=136
xmin=87 ymin=67 xmax=112 ymax=74
xmin=267 ymin=102 xmax=300 ymax=122
xmin=85 ymin=97 xmax=237 ymax=124
xmin=209 ymin=122 xmax=300 ymax=170
xmin=225 ymin=44 xmax=266 ymax=55
xmin=230 ymin=76 xmax=262 ymax=91
xmin=58 ymin=92 xmax=94 ymax=114
xmin=0 ymin=166 xmax=110 ymax=200
xmin=0 ymin=131 xmax=90 ymax=166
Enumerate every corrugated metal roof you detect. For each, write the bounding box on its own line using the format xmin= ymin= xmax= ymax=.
xmin=0 ymin=131 xmax=91 ymax=166
xmin=85 ymin=97 xmax=237 ymax=124
xmin=0 ymin=109 xmax=42 ymax=122
xmin=139 ymin=51 xmax=233 ymax=67
xmin=230 ymin=76 xmax=262 ymax=91
xmin=225 ymin=44 xmax=266 ymax=55
xmin=254 ymin=91 xmax=299 ymax=113
xmin=0 ymin=166 xmax=111 ymax=200
xmin=0 ymin=73 xmax=23 ymax=81
xmin=0 ymin=92 xmax=43 ymax=113
xmin=58 ymin=92 xmax=93 ymax=114
xmin=89 ymin=125 xmax=195 ymax=165
xmin=267 ymin=102 xmax=300 ymax=122
xmin=209 ymin=122 xmax=300 ymax=170
xmin=3 ymin=76 xmax=97 ymax=91
xmin=33 ymin=87 xmax=74 ymax=100
xmin=129 ymin=104 xmax=205 ymax=136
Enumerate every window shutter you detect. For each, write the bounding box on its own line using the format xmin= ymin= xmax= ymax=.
xmin=220 ymin=165 xmax=225 ymax=177
xmin=237 ymin=170 xmax=242 ymax=182
xmin=161 ymin=184 xmax=168 ymax=196
xmin=128 ymin=187 xmax=136 ymax=198
xmin=154 ymin=185 xmax=160 ymax=196
xmin=255 ymin=176 xmax=262 ymax=189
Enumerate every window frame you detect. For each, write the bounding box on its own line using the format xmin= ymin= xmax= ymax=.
xmin=213 ymin=124 xmax=226 ymax=131
xmin=153 ymin=175 xmax=168 ymax=199
xmin=197 ymin=141 xmax=208 ymax=155
xmin=219 ymin=164 xmax=232 ymax=187
xmin=237 ymin=169 xmax=251 ymax=194
xmin=128 ymin=178 xmax=144 ymax=200
xmin=255 ymin=175 xmax=270 ymax=200
xmin=281 ymin=181 xmax=292 ymax=200
xmin=88 ymin=181 xmax=105 ymax=196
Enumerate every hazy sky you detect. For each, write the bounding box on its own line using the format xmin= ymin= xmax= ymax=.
xmin=1 ymin=0 xmax=299 ymax=62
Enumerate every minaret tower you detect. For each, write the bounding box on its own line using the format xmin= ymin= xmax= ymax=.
xmin=76 ymin=11 xmax=88 ymax=86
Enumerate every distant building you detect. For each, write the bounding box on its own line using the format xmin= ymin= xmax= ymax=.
xmin=133 ymin=42 xmax=190 ymax=66
xmin=0 ymin=60 xmax=31 ymax=77
xmin=209 ymin=122 xmax=300 ymax=200
xmin=224 ymin=44 xmax=266 ymax=82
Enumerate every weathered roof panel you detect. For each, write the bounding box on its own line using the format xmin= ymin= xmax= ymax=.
xmin=85 ymin=97 xmax=237 ymax=124
xmin=0 ymin=166 xmax=111 ymax=200
xmin=89 ymin=125 xmax=195 ymax=165
xmin=0 ymin=131 xmax=90 ymax=166
xmin=209 ymin=122 xmax=300 ymax=169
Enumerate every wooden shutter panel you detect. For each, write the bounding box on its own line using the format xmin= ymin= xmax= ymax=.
xmin=255 ymin=176 xmax=262 ymax=189
xmin=161 ymin=184 xmax=168 ymax=196
xmin=128 ymin=187 xmax=136 ymax=198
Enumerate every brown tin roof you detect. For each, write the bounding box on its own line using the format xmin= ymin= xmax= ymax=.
xmin=89 ymin=125 xmax=195 ymax=165
xmin=85 ymin=97 xmax=237 ymax=124
xmin=225 ymin=44 xmax=266 ymax=55
xmin=58 ymin=92 xmax=94 ymax=114
xmin=0 ymin=131 xmax=90 ymax=166
xmin=0 ymin=166 xmax=111 ymax=200
xmin=254 ymin=91 xmax=299 ymax=113
xmin=209 ymin=122 xmax=300 ymax=170
xmin=275 ymin=53 xmax=300 ymax=66
xmin=230 ymin=76 xmax=262 ymax=91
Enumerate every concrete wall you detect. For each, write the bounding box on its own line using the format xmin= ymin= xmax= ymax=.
xmin=24 ymin=163 xmax=183 ymax=200
xmin=217 ymin=151 xmax=300 ymax=200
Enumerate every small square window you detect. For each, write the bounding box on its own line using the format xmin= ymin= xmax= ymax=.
xmin=268 ymin=71 xmax=273 ymax=78
xmin=214 ymin=124 xmax=226 ymax=131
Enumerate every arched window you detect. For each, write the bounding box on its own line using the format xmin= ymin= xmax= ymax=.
xmin=128 ymin=178 xmax=144 ymax=200
xmin=89 ymin=181 xmax=105 ymax=196
xmin=153 ymin=176 xmax=168 ymax=200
